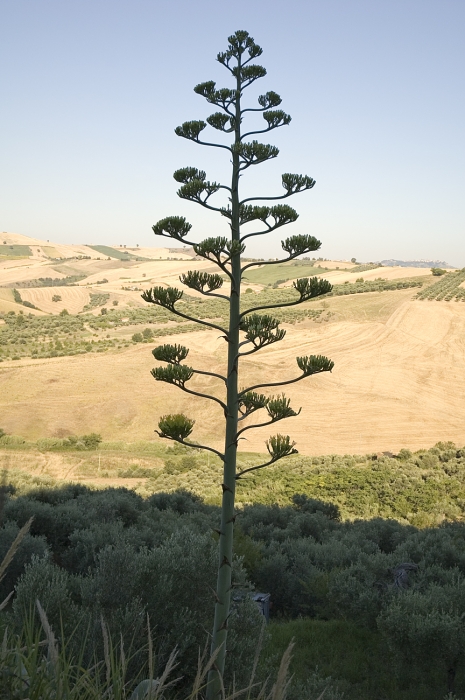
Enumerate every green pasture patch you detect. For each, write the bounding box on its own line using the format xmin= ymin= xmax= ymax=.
xmin=88 ymin=245 xmax=151 ymax=261
xmin=40 ymin=246 xmax=60 ymax=257
xmin=0 ymin=245 xmax=32 ymax=257
xmin=242 ymin=262 xmax=329 ymax=286
xmin=51 ymin=263 xmax=90 ymax=275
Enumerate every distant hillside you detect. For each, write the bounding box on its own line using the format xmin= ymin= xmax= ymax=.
xmin=381 ymin=259 xmax=455 ymax=269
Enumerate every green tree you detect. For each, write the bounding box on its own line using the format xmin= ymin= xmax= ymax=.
xmin=142 ymin=30 xmax=334 ymax=696
xmin=81 ymin=433 xmax=102 ymax=450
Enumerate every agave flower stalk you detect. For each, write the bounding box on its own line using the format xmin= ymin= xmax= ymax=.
xmin=142 ymin=30 xmax=334 ymax=699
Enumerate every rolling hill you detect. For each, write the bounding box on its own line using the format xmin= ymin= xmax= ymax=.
xmin=1 ymin=233 xmax=464 ymax=456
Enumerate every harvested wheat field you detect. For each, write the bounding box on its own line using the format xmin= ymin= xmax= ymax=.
xmin=1 ymin=290 xmax=464 ymax=455
xmin=0 ymin=287 xmax=46 ymax=315
xmin=308 ymin=265 xmax=433 ymax=285
xmin=20 ymin=287 xmax=91 ymax=314
xmin=0 ymin=259 xmax=67 ymax=286
xmin=79 ymin=258 xmax=218 ymax=289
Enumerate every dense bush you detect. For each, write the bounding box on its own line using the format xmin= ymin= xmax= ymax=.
xmin=1 ymin=486 xmax=262 ymax=692
xmin=34 ymin=433 xmax=102 ymax=451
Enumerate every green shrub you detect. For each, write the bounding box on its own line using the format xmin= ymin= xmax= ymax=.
xmin=81 ymin=433 xmax=102 ymax=450
xmin=378 ymin=575 xmax=465 ymax=695
xmin=9 ymin=525 xmax=262 ymax=691
xmin=12 ymin=555 xmax=80 ymax=636
xmin=0 ymin=523 xmax=49 ymax=602
xmin=36 ymin=437 xmax=67 ymax=450
xmin=0 ymin=434 xmax=26 ymax=446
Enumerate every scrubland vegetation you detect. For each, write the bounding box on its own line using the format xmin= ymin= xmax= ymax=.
xmin=1 ymin=440 xmax=465 ymax=698
xmin=1 ymin=437 xmax=464 ymax=524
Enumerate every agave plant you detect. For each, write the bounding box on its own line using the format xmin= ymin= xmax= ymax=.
xmin=143 ymin=30 xmax=334 ymax=698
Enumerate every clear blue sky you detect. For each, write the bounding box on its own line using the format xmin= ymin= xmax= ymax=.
xmin=1 ymin=0 xmax=464 ymax=265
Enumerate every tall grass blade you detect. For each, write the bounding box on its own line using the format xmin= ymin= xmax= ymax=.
xmin=246 ymin=618 xmax=266 ymax=695
xmin=189 ymin=643 xmax=222 ymax=698
xmin=152 ymin=647 xmax=180 ymax=698
xmin=36 ymin=598 xmax=59 ymax=667
xmin=0 ymin=590 xmax=14 ymax=611
xmin=147 ymin=613 xmax=154 ymax=682
xmin=101 ymin=616 xmax=111 ymax=686
xmin=0 ymin=516 xmax=33 ymax=583
xmin=267 ymin=640 xmax=294 ymax=700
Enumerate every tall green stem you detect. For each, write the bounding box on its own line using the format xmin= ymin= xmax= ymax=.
xmin=206 ymin=56 xmax=242 ymax=700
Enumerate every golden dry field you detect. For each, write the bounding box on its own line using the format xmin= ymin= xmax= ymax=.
xmin=19 ymin=287 xmax=91 ymax=314
xmin=1 ymin=233 xmax=464 ymax=467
